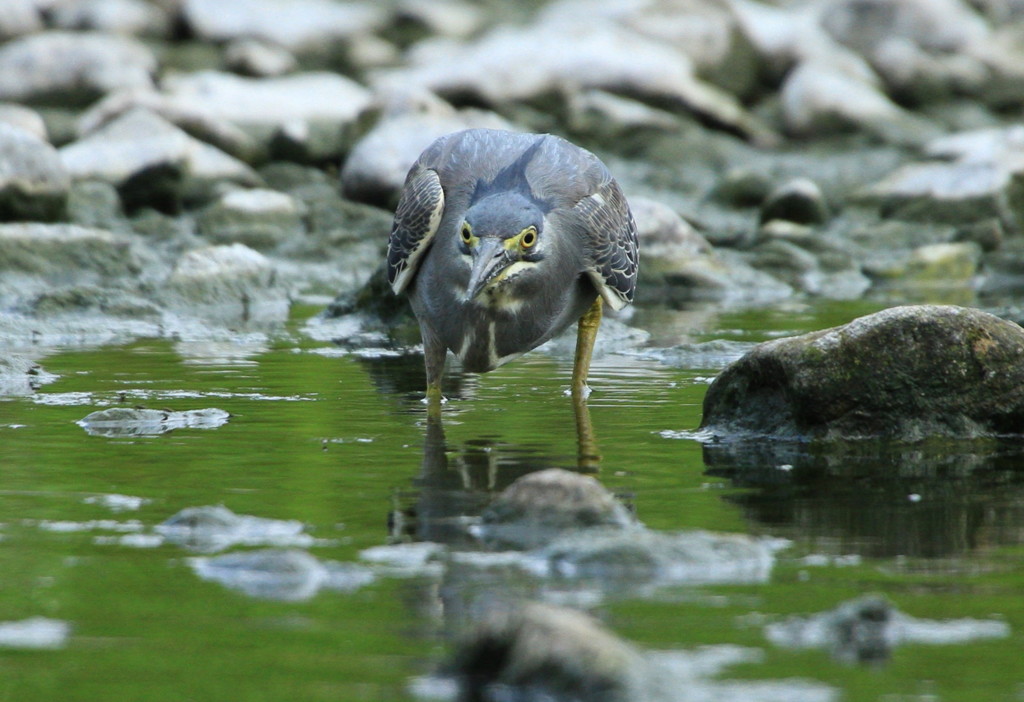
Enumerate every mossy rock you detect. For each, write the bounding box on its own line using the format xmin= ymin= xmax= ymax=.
xmin=701 ymin=305 xmax=1024 ymax=440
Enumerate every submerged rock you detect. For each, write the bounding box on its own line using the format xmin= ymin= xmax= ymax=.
xmin=701 ymin=305 xmax=1024 ymax=440
xmin=0 ymin=617 xmax=71 ymax=650
xmin=765 ymin=595 xmax=1010 ymax=664
xmin=156 ymin=504 xmax=311 ymax=553
xmin=189 ymin=548 xmax=374 ymax=601
xmin=449 ymin=603 xmax=644 ymax=702
xmin=76 ymin=407 xmax=230 ymax=437
xmin=477 ymin=468 xmax=636 ymax=550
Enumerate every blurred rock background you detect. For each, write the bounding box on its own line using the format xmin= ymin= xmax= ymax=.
xmin=3 ymin=0 xmax=1024 ymax=349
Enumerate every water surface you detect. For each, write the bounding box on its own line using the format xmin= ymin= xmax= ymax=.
xmin=1 ymin=299 xmax=1021 ymax=701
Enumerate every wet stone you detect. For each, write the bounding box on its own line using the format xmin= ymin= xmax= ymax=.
xmin=0 ymin=355 xmax=57 ymax=397
xmin=197 ymin=188 xmax=306 ymax=250
xmin=765 ymin=595 xmax=1010 ymax=665
xmin=0 ymin=31 xmax=156 ymax=107
xmin=780 ymin=59 xmax=941 ymax=145
xmin=0 ymin=223 xmax=140 ymax=290
xmin=477 ymin=468 xmax=636 ymax=550
xmin=0 ymin=618 xmax=70 ymax=650
xmin=158 ymin=70 xmax=373 ymax=162
xmin=340 ymin=94 xmax=512 ymax=207
xmin=66 ymin=180 xmax=125 ymax=231
xmin=0 ymin=123 xmax=70 ymax=222
xmin=0 ymin=0 xmax=42 ymax=40
xmin=760 ymin=177 xmax=830 ymax=225
xmin=162 ymin=243 xmax=288 ymax=323
xmin=449 ymin=602 xmax=644 ymax=702
xmin=181 ymin=0 xmax=386 ymax=53
xmin=76 ymin=407 xmax=230 ymax=437
xmin=59 ymin=107 xmax=259 ymax=212
xmin=156 ymin=505 xmax=310 ymax=553
xmin=710 ymin=166 xmax=773 ymax=208
xmin=0 ymin=103 xmax=47 ymax=141
xmin=701 ymin=305 xmax=1024 ymax=440
xmin=49 ymin=0 xmax=172 ymax=37
xmin=189 ymin=548 xmax=375 ymax=601
xmin=223 ymin=39 xmax=298 ymax=78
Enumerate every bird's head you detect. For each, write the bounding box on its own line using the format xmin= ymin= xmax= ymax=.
xmin=459 ymin=192 xmax=546 ymax=303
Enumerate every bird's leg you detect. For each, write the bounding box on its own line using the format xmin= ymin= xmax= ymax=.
xmin=572 ymin=296 xmax=603 ymax=401
xmin=422 ymin=326 xmax=447 ymax=413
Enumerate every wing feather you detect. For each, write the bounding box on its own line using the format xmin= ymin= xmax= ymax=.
xmin=386 ymin=167 xmax=445 ymax=294
xmin=572 ymin=178 xmax=639 ymax=310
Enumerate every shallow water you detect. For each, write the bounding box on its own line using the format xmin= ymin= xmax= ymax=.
xmin=1 ymin=299 xmax=1022 ymax=701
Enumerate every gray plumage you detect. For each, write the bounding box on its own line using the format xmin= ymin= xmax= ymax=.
xmin=387 ymin=128 xmax=638 ymax=391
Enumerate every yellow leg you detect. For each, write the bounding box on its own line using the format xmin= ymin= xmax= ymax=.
xmin=425 ymin=380 xmax=443 ymax=418
xmin=572 ymin=296 xmax=603 ymax=400
xmin=574 ymin=393 xmax=601 ymax=472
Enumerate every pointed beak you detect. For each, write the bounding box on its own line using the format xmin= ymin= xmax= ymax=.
xmin=465 ymin=237 xmax=511 ymax=302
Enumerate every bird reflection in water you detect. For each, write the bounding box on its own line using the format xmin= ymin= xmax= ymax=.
xmin=358 ymin=353 xmax=606 ymax=546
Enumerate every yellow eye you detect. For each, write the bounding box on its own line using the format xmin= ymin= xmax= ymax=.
xmin=520 ymin=226 xmax=537 ymax=248
xmin=460 ymin=223 xmax=473 ymax=243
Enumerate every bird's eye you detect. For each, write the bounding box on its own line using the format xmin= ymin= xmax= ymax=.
xmin=460 ymin=223 xmax=473 ymax=243
xmin=520 ymin=226 xmax=538 ymax=248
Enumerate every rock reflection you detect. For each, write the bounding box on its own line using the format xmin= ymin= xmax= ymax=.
xmin=390 ymin=414 xmax=578 ymax=547
xmin=703 ymin=437 xmax=1024 ymax=557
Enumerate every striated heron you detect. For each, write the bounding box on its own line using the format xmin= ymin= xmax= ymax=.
xmin=387 ymin=128 xmax=639 ymax=404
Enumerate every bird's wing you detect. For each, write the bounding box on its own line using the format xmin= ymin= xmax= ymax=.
xmin=573 ymin=177 xmax=639 ymax=311
xmin=387 ymin=166 xmax=445 ymax=295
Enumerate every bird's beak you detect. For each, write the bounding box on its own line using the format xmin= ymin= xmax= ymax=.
xmin=465 ymin=237 xmax=512 ymax=301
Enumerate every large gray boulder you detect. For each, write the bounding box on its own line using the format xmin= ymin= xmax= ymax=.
xmin=700 ymin=305 xmax=1024 ymax=440
xmin=60 ymin=108 xmax=258 ymax=211
xmin=0 ymin=124 xmax=70 ymax=222
xmin=0 ymin=31 xmax=156 ymax=106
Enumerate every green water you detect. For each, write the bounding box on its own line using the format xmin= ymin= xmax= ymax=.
xmin=1 ymin=300 xmax=1022 ymax=701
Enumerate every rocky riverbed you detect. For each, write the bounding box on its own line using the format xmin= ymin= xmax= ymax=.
xmin=4 ymin=0 xmax=1024 ymax=699
xmin=3 ymin=0 xmax=1024 ymax=358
